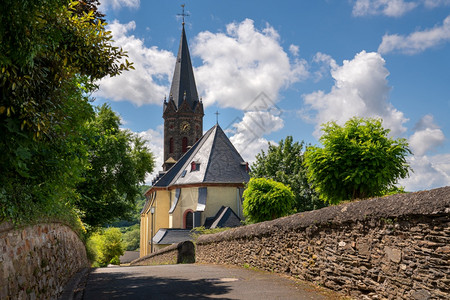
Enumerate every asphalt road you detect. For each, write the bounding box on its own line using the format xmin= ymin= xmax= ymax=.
xmin=81 ymin=264 xmax=343 ymax=300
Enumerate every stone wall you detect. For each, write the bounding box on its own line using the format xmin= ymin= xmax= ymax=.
xmin=0 ymin=222 xmax=89 ymax=299
xmin=196 ymin=186 xmax=450 ymax=299
xmin=131 ymin=241 xmax=195 ymax=266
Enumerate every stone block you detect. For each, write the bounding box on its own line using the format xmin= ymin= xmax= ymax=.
xmin=385 ymin=246 xmax=402 ymax=263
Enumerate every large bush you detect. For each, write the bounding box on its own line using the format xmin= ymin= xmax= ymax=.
xmin=304 ymin=117 xmax=411 ymax=204
xmin=243 ymin=178 xmax=295 ymax=223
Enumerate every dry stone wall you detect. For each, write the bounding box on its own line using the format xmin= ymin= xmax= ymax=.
xmin=0 ymin=222 xmax=88 ymax=300
xmin=196 ymin=187 xmax=450 ymax=299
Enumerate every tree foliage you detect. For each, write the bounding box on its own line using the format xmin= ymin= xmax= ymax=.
xmin=121 ymin=224 xmax=140 ymax=251
xmin=304 ymin=117 xmax=411 ymax=204
xmin=75 ymin=105 xmax=154 ymax=229
xmin=0 ymin=0 xmax=145 ymax=228
xmin=243 ymin=178 xmax=295 ymax=223
xmin=88 ymin=227 xmax=124 ymax=267
xmin=250 ymin=136 xmax=326 ymax=212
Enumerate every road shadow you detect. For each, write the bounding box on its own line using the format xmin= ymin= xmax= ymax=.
xmin=83 ymin=269 xmax=234 ymax=300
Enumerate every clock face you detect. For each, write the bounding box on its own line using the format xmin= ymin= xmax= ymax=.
xmin=180 ymin=121 xmax=190 ymax=133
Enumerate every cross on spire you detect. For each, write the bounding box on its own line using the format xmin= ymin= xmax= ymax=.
xmin=178 ymin=4 xmax=190 ymax=26
xmin=215 ymin=111 xmax=220 ymax=125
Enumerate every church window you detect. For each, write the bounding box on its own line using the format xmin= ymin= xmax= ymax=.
xmin=169 ymin=138 xmax=174 ymax=153
xmin=184 ymin=210 xmax=193 ymax=230
xmin=182 ymin=137 xmax=188 ymax=153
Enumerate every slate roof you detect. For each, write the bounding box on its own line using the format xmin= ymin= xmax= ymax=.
xmin=168 ymin=24 xmax=199 ymax=110
xmin=152 ymin=124 xmax=250 ymax=188
xmin=119 ymin=251 xmax=140 ymax=264
xmin=204 ymin=206 xmax=242 ymax=229
xmin=152 ymin=228 xmax=194 ymax=245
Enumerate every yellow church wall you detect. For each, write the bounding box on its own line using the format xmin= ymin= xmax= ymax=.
xmin=170 ymin=187 xmax=198 ymax=228
xmin=140 ymin=185 xmax=244 ymax=258
xmin=140 ymin=190 xmax=171 ymax=257
xmin=202 ymin=186 xmax=242 ymax=224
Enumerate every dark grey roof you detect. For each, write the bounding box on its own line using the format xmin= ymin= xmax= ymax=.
xmin=204 ymin=206 xmax=242 ymax=229
xmin=152 ymin=228 xmax=193 ymax=245
xmin=119 ymin=251 xmax=140 ymax=264
xmin=169 ymin=25 xmax=199 ymax=110
xmin=152 ymin=124 xmax=250 ymax=187
xmin=152 ymin=132 xmax=205 ymax=187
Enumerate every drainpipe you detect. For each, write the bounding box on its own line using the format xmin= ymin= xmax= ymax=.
xmin=150 ymin=207 xmax=155 ymax=253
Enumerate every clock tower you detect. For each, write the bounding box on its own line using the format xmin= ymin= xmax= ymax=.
xmin=162 ymin=23 xmax=204 ymax=171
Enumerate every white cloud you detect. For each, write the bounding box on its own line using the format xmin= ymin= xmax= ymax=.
xmin=378 ymin=15 xmax=450 ymax=54
xmin=193 ymin=19 xmax=308 ymax=110
xmin=96 ymin=21 xmax=176 ymax=106
xmin=423 ymin=0 xmax=450 ymax=9
xmin=100 ymin=0 xmax=140 ymax=10
xmin=289 ymin=44 xmax=300 ymax=56
xmin=312 ymin=52 xmax=338 ymax=81
xmin=409 ymin=115 xmax=445 ymax=156
xmin=228 ymin=111 xmax=284 ymax=163
xmin=399 ymin=154 xmax=450 ymax=191
xmin=353 ymin=0 xmax=418 ymax=17
xmin=136 ymin=125 xmax=164 ymax=184
xmin=301 ymin=51 xmax=408 ymax=137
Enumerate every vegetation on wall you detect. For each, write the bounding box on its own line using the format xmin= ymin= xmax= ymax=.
xmin=243 ymin=178 xmax=295 ymax=223
xmin=304 ymin=117 xmax=411 ymax=204
xmin=250 ymin=136 xmax=326 ymax=212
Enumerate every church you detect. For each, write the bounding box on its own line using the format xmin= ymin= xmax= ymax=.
xmin=139 ymin=21 xmax=250 ymax=257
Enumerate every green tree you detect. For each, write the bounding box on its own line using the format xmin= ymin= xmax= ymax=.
xmin=304 ymin=117 xmax=411 ymax=204
xmin=88 ymin=228 xmax=124 ymax=267
xmin=243 ymin=178 xmax=295 ymax=223
xmin=0 ymin=0 xmax=131 ymax=224
xmin=251 ymin=136 xmax=326 ymax=212
xmin=75 ymin=104 xmax=154 ymax=229
xmin=122 ymin=224 xmax=140 ymax=251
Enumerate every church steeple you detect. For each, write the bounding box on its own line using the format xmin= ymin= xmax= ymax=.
xmin=168 ymin=24 xmax=199 ymax=110
xmin=163 ymin=17 xmax=204 ymax=172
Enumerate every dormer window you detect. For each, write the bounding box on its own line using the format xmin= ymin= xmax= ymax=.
xmin=191 ymin=161 xmax=200 ymax=172
xmin=241 ymin=162 xmax=249 ymax=172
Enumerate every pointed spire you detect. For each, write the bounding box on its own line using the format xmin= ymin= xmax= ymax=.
xmin=168 ymin=24 xmax=199 ymax=110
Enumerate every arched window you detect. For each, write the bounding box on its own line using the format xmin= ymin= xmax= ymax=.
xmin=169 ymin=138 xmax=174 ymax=153
xmin=184 ymin=210 xmax=193 ymax=229
xmin=182 ymin=137 xmax=188 ymax=153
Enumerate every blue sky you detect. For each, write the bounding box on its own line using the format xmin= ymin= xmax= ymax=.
xmin=95 ymin=0 xmax=450 ymax=191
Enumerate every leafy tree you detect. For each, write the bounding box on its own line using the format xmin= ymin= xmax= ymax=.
xmin=88 ymin=227 xmax=124 ymax=267
xmin=75 ymin=104 xmax=154 ymax=229
xmin=304 ymin=117 xmax=411 ymax=204
xmin=0 ymin=0 xmax=132 ymax=224
xmin=251 ymin=136 xmax=326 ymax=212
xmin=122 ymin=224 xmax=140 ymax=251
xmin=243 ymin=178 xmax=295 ymax=223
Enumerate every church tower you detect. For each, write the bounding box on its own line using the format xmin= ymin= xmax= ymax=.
xmin=163 ymin=23 xmax=204 ymax=171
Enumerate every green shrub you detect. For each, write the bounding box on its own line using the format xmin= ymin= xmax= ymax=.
xmin=243 ymin=178 xmax=295 ymax=223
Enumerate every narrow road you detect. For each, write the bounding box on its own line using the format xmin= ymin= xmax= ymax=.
xmin=81 ymin=264 xmax=343 ymax=300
